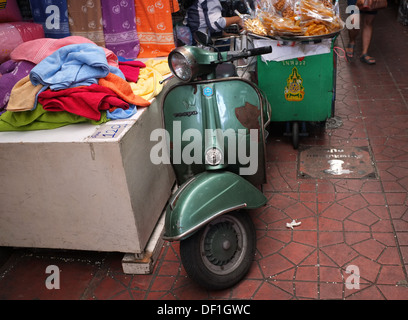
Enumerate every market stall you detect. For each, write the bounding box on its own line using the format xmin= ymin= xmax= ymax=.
xmin=0 ymin=0 xmax=178 ymax=274
xmin=243 ymin=0 xmax=343 ymax=148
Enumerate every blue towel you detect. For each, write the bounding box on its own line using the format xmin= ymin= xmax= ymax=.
xmin=30 ymin=43 xmax=110 ymax=91
xmin=107 ymin=105 xmax=137 ymax=120
xmin=29 ymin=0 xmax=71 ymax=38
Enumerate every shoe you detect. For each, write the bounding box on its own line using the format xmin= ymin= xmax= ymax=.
xmin=346 ymin=43 xmax=355 ymax=59
xmin=360 ymin=54 xmax=376 ymax=65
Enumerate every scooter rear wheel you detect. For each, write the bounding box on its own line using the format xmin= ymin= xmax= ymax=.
xmin=180 ymin=210 xmax=256 ymax=290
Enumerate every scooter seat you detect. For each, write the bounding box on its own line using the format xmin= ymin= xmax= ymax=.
xmin=216 ymin=63 xmax=237 ymax=78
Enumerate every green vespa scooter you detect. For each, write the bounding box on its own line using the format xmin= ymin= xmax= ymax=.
xmin=161 ymin=32 xmax=272 ymax=290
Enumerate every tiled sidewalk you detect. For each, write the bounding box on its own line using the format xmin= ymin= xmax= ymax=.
xmin=1 ymin=4 xmax=408 ymax=300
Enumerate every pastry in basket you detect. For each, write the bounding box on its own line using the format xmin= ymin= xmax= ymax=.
xmin=262 ymin=14 xmax=304 ymax=35
xmin=300 ymin=0 xmax=335 ymax=21
xmin=244 ymin=17 xmax=268 ymax=36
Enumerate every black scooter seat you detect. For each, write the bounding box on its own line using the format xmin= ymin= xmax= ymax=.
xmin=216 ymin=63 xmax=237 ymax=78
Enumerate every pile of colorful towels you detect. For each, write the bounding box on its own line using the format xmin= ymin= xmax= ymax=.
xmin=0 ymin=36 xmax=171 ymax=131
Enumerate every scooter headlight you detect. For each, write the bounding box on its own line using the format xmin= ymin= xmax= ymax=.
xmin=168 ymin=47 xmax=199 ymax=82
xmin=205 ymin=147 xmax=223 ymax=166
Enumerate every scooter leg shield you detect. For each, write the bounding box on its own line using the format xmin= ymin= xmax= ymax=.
xmin=163 ymin=171 xmax=267 ymax=241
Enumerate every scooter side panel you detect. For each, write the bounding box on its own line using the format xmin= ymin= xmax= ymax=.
xmin=163 ymin=171 xmax=267 ymax=241
xmin=162 ymin=79 xmax=267 ymax=186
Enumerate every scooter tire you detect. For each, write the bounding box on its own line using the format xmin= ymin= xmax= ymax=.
xmin=180 ymin=210 xmax=256 ymax=291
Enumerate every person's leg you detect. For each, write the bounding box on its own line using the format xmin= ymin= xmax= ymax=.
xmin=347 ymin=16 xmax=359 ymax=58
xmin=346 ymin=0 xmax=360 ymax=58
xmin=360 ymin=13 xmax=376 ymax=64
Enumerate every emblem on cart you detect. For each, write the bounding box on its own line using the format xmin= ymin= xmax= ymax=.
xmin=284 ymin=67 xmax=305 ymax=102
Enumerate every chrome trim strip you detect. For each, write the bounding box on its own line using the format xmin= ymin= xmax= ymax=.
xmin=170 ymin=176 xmax=196 ymax=210
xmin=163 ymin=203 xmax=247 ymax=241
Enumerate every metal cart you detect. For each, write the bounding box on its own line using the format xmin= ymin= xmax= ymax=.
xmin=257 ymin=36 xmax=338 ymax=149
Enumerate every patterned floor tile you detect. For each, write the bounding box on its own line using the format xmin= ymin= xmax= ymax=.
xmin=1 ymin=4 xmax=408 ymax=302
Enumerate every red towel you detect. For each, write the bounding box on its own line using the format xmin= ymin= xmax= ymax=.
xmin=118 ymin=60 xmax=146 ymax=82
xmin=38 ymin=84 xmax=129 ymax=121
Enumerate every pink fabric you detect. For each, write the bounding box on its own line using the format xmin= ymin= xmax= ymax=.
xmin=11 ymin=22 xmax=44 ymax=42
xmin=10 ymin=36 xmax=119 ymax=67
xmin=0 ymin=22 xmax=44 ymax=63
xmin=0 ymin=23 xmax=23 ymax=63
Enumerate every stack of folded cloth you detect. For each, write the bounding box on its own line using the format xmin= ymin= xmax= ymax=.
xmin=0 ymin=36 xmax=162 ymax=131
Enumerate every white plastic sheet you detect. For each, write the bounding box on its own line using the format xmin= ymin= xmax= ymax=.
xmin=254 ymin=38 xmax=332 ymax=62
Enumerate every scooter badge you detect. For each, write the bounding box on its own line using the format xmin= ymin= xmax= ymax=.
xmin=203 ymin=86 xmax=213 ymax=97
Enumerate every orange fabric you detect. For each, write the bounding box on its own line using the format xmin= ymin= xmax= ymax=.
xmin=134 ymin=0 xmax=179 ymax=58
xmin=99 ymin=73 xmax=151 ymax=107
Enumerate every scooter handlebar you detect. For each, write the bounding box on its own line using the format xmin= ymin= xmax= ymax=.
xmin=227 ymin=46 xmax=272 ymax=62
xmin=247 ymin=46 xmax=272 ymax=57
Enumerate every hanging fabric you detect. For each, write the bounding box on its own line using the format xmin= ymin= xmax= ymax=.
xmin=67 ymin=0 xmax=105 ymax=47
xmin=100 ymin=0 xmax=140 ymax=59
xmin=29 ymin=0 xmax=70 ymax=38
xmin=134 ymin=0 xmax=179 ymax=58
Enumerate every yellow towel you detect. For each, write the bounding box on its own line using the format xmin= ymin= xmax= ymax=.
xmin=7 ymin=75 xmax=43 ymax=112
xmin=130 ymin=58 xmax=171 ymax=100
xmin=144 ymin=59 xmax=171 ymax=76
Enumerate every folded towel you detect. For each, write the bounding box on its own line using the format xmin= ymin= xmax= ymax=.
xmin=107 ymin=105 xmax=138 ymax=120
xmin=0 ymin=60 xmax=35 ymax=113
xmin=38 ymin=84 xmax=129 ymax=121
xmin=99 ymin=72 xmax=151 ymax=107
xmin=0 ymin=103 xmax=108 ymax=131
xmin=30 ymin=43 xmax=111 ymax=91
xmin=118 ymin=60 xmax=146 ymax=82
xmin=7 ymin=75 xmax=43 ymax=112
xmin=145 ymin=58 xmax=171 ymax=75
xmin=129 ymin=59 xmax=170 ymax=100
xmin=130 ymin=67 xmax=163 ymax=101
xmin=10 ymin=36 xmax=119 ymax=67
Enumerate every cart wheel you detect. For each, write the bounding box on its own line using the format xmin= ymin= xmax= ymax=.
xmin=180 ymin=211 xmax=256 ymax=290
xmin=292 ymin=121 xmax=299 ymax=149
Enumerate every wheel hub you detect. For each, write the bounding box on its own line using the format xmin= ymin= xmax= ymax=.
xmin=204 ymin=222 xmax=239 ymax=266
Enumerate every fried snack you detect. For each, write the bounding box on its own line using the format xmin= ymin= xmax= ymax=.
xmin=262 ymin=13 xmax=304 ymax=35
xmin=273 ymin=0 xmax=286 ymax=12
xmin=244 ymin=0 xmax=344 ymax=38
xmin=282 ymin=6 xmax=295 ymax=18
xmin=322 ymin=0 xmax=334 ymax=9
xmin=300 ymin=0 xmax=335 ymax=21
xmin=244 ymin=18 xmax=268 ymax=36
xmin=304 ymin=21 xmax=329 ymax=36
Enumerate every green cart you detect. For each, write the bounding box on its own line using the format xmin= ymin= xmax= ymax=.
xmin=257 ymin=38 xmax=337 ymax=148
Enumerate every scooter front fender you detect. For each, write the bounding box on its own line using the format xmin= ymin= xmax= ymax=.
xmin=163 ymin=171 xmax=267 ymax=241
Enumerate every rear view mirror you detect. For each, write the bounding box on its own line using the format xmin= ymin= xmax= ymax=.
xmin=194 ymin=31 xmax=213 ymax=46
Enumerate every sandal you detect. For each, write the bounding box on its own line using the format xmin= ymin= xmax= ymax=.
xmin=360 ymin=54 xmax=376 ymax=65
xmin=346 ymin=43 xmax=355 ymax=59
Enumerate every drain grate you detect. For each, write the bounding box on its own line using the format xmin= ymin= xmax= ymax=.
xmin=298 ymin=146 xmax=377 ymax=179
